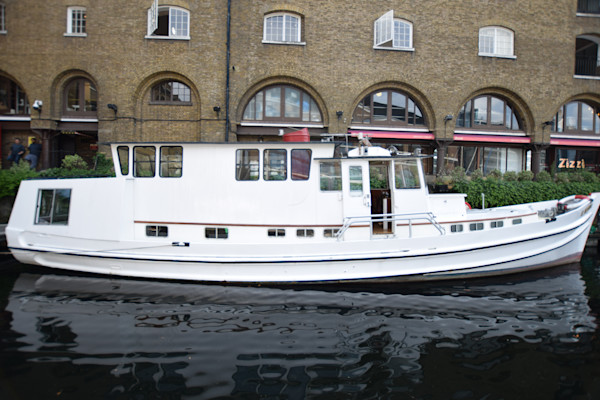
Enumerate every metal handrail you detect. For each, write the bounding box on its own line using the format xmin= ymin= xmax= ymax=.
xmin=336 ymin=212 xmax=446 ymax=240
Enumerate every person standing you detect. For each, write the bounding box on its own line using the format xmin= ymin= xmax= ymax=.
xmin=7 ymin=138 xmax=26 ymax=165
xmin=24 ymin=137 xmax=42 ymax=169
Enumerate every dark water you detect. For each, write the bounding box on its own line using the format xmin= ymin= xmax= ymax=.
xmin=1 ymin=252 xmax=600 ymax=400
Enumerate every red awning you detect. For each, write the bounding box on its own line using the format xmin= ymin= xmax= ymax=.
xmin=453 ymin=134 xmax=531 ymax=144
xmin=348 ymin=130 xmax=435 ymax=140
xmin=550 ymin=138 xmax=600 ymax=147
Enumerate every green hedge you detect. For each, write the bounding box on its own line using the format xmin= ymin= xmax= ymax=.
xmin=449 ymin=172 xmax=600 ymax=208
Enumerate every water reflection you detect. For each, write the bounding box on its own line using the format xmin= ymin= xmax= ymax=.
xmin=2 ymin=263 xmax=599 ymax=399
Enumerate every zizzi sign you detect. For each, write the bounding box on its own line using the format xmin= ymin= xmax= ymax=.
xmin=557 ymin=158 xmax=585 ymax=169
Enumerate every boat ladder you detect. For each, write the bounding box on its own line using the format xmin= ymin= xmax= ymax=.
xmin=336 ymin=212 xmax=446 ymax=240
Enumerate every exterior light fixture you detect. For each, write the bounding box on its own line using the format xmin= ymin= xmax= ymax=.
xmin=444 ymin=114 xmax=453 ymax=121
xmin=336 ymin=110 xmax=343 ymax=119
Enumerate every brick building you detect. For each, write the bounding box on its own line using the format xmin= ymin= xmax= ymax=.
xmin=0 ymin=0 xmax=599 ymax=177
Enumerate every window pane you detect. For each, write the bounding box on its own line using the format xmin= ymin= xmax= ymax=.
xmin=37 ymin=190 xmax=55 ymax=224
xmin=170 ymin=8 xmax=188 ymax=37
xmin=565 ymin=102 xmax=579 ymax=131
xmin=264 ymin=149 xmax=287 ymax=180
xmin=134 ymin=146 xmax=156 ymax=177
xmin=160 ymin=146 xmax=183 ymax=177
xmin=284 ymin=87 xmax=300 ymax=118
xmin=284 ymin=14 xmax=299 ymax=42
xmin=413 ymin=104 xmax=424 ymax=125
xmin=53 ymin=189 xmax=71 ymax=225
xmin=265 ymin=87 xmax=281 ymax=117
xmin=473 ymin=97 xmax=488 ymax=126
xmin=243 ymin=97 xmax=256 ymax=120
xmin=291 ymin=149 xmax=311 ymax=180
xmin=265 ymin=15 xmax=283 ymax=41
xmin=490 ymin=97 xmax=504 ymax=126
xmin=479 ymin=28 xmax=494 ymax=53
xmin=236 ymin=149 xmax=259 ymax=181
xmin=66 ymin=82 xmax=80 ymax=112
xmin=309 ymin=98 xmax=321 ymax=122
xmin=373 ymin=92 xmax=388 ymax=121
xmin=495 ymin=29 xmax=512 ymax=56
xmin=171 ymin=82 xmax=190 ymax=102
xmin=117 ymin=146 xmax=129 ymax=175
xmin=320 ymin=161 xmax=341 ymax=191
xmin=391 ymin=92 xmax=406 ymax=122
xmin=581 ymin=103 xmax=594 ymax=131
xmin=393 ymin=20 xmax=411 ymax=48
xmin=395 ymin=160 xmax=420 ymax=189
xmin=84 ymin=81 xmax=97 ymax=112
xmin=349 ymin=166 xmax=363 ymax=195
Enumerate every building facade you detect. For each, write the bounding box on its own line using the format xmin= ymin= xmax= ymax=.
xmin=1 ymin=0 xmax=599 ymax=177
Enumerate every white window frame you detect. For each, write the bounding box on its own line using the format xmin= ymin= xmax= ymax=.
xmin=374 ymin=11 xmax=414 ymax=51
xmin=478 ymin=26 xmax=515 ymax=59
xmin=146 ymin=5 xmax=190 ymax=40
xmin=0 ymin=3 xmax=6 ymax=34
xmin=262 ymin=12 xmax=304 ymax=45
xmin=64 ymin=6 xmax=86 ymax=37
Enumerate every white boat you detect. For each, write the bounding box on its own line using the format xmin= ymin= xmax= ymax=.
xmin=6 ymin=134 xmax=600 ymax=283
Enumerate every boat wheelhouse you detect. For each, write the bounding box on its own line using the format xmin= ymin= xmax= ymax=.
xmin=6 ymin=137 xmax=600 ymax=283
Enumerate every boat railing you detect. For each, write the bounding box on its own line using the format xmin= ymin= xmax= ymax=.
xmin=336 ymin=212 xmax=446 ymax=240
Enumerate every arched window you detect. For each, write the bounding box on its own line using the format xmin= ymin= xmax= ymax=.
xmin=63 ymin=78 xmax=97 ymax=116
xmin=352 ymin=90 xmax=425 ymax=127
xmin=263 ymin=12 xmax=301 ymax=43
xmin=243 ymin=85 xmax=321 ymax=123
xmin=479 ymin=26 xmax=514 ymax=58
xmin=150 ymin=81 xmax=191 ymax=104
xmin=374 ymin=11 xmax=413 ymax=51
xmin=147 ymin=6 xmax=189 ymax=39
xmin=551 ymin=101 xmax=600 ymax=135
xmin=456 ymin=95 xmax=521 ymax=131
xmin=0 ymin=76 xmax=29 ymax=115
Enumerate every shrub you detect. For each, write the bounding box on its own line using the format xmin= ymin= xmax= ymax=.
xmin=450 ymin=166 xmax=467 ymax=184
xmin=61 ymin=154 xmax=88 ymax=170
xmin=535 ymin=170 xmax=552 ymax=182
xmin=0 ymin=161 xmax=40 ymax=198
xmin=470 ymin=169 xmax=484 ymax=180
xmin=555 ymin=172 xmax=570 ymax=184
xmin=487 ymin=169 xmax=502 ymax=180
xmin=503 ymin=171 xmax=518 ymax=181
xmin=517 ymin=170 xmax=534 ymax=181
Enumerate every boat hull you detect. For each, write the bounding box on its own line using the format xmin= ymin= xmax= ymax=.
xmin=8 ymin=196 xmax=598 ymax=283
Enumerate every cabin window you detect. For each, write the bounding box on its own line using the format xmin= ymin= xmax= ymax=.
xmin=35 ymin=189 xmax=71 ymax=225
xmin=297 ymin=229 xmax=314 ymax=237
xmin=160 ymin=146 xmax=183 ymax=177
xmin=469 ymin=222 xmax=484 ymax=231
xmin=268 ymin=228 xmax=286 ymax=237
xmin=236 ymin=149 xmax=259 ymax=181
xmin=134 ymin=146 xmax=156 ymax=177
xmin=450 ymin=224 xmax=463 ymax=233
xmin=394 ymin=160 xmax=421 ymax=189
xmin=146 ymin=225 xmax=168 ymax=237
xmin=491 ymin=220 xmax=504 ymax=228
xmin=324 ymin=228 xmax=340 ymax=238
xmin=349 ymin=166 xmax=363 ymax=196
xmin=206 ymin=227 xmax=228 ymax=239
xmin=291 ymin=149 xmax=311 ymax=180
xmin=264 ymin=149 xmax=287 ymax=180
xmin=512 ymin=218 xmax=522 ymax=225
xmin=320 ymin=161 xmax=341 ymax=191
xmin=117 ymin=146 xmax=129 ymax=175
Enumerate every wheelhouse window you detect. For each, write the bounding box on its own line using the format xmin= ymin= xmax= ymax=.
xmin=320 ymin=161 xmax=341 ymax=191
xmin=151 ymin=81 xmax=191 ymax=104
xmin=263 ymin=12 xmax=301 ymax=44
xmin=394 ymin=160 xmax=421 ymax=189
xmin=147 ymin=5 xmax=189 ymax=39
xmin=352 ymin=90 xmax=425 ymax=127
xmin=66 ymin=7 xmax=86 ymax=36
xmin=134 ymin=146 xmax=156 ymax=177
xmin=374 ymin=11 xmax=413 ymax=51
xmin=551 ymin=101 xmax=600 ymax=135
xmin=0 ymin=76 xmax=29 ymax=115
xmin=349 ymin=166 xmax=363 ymax=196
xmin=291 ymin=149 xmax=311 ymax=180
xmin=456 ymin=95 xmax=521 ymax=131
xmin=0 ymin=3 xmax=6 ymax=33
xmin=243 ymin=85 xmax=322 ymax=123
xmin=575 ymin=36 xmax=599 ymax=77
xmin=117 ymin=146 xmax=129 ymax=175
xmin=478 ymin=27 xmax=515 ymax=58
xmin=160 ymin=146 xmax=182 ymax=177
xmin=36 ymin=189 xmax=71 ymax=225
xmin=236 ymin=149 xmax=259 ymax=181
xmin=578 ymin=0 xmax=600 ymax=14
xmin=264 ymin=149 xmax=287 ymax=180
xmin=63 ymin=78 xmax=97 ymax=116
